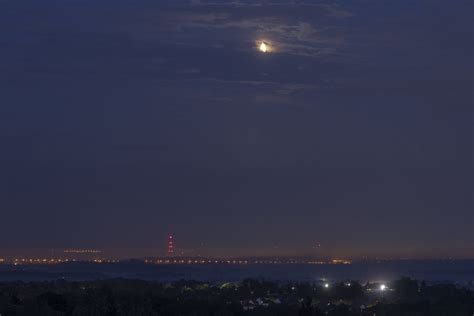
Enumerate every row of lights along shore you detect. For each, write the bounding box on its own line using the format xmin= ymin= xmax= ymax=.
xmin=7 ymin=258 xmax=120 ymax=265
xmin=0 ymin=236 xmax=352 ymax=266
xmin=144 ymin=259 xmax=351 ymax=265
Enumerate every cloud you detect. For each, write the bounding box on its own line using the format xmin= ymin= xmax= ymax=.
xmin=122 ymin=2 xmax=353 ymax=59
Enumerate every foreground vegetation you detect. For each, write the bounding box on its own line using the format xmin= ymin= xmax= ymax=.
xmin=0 ymin=277 xmax=472 ymax=315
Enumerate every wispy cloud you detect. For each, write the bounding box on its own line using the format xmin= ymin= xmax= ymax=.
xmin=123 ymin=2 xmax=353 ymax=59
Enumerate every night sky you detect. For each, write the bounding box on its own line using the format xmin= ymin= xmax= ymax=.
xmin=1 ymin=0 xmax=472 ymax=259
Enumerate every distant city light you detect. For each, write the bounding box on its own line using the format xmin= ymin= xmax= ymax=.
xmin=63 ymin=249 xmax=101 ymax=254
xmin=380 ymin=284 xmax=387 ymax=291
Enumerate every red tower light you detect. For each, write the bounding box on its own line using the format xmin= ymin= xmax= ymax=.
xmin=167 ymin=235 xmax=174 ymax=256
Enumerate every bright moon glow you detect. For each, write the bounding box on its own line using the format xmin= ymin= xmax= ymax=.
xmin=259 ymin=42 xmax=268 ymax=53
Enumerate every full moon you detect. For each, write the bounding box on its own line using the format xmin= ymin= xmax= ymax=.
xmin=259 ymin=42 xmax=268 ymax=53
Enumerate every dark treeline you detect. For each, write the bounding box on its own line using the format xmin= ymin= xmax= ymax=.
xmin=0 ymin=277 xmax=473 ymax=315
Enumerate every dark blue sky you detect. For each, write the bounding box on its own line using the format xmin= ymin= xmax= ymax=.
xmin=1 ymin=0 xmax=472 ymax=258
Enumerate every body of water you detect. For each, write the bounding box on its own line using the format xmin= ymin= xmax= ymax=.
xmin=0 ymin=261 xmax=473 ymax=285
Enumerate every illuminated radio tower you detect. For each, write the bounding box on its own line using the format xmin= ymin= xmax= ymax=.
xmin=167 ymin=235 xmax=174 ymax=256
